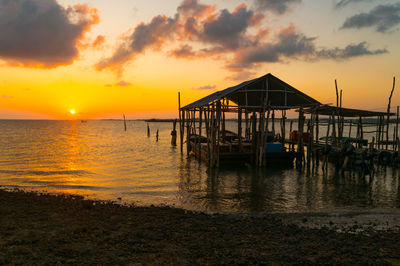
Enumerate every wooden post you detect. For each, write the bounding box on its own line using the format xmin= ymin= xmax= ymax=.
xmin=216 ymin=101 xmax=222 ymax=167
xmin=359 ymin=116 xmax=363 ymax=149
xmin=147 ymin=123 xmax=150 ymax=138
xmin=205 ymin=105 xmax=211 ymax=165
xmin=331 ymin=114 xmax=337 ymax=146
xmin=348 ymin=121 xmax=352 ymax=138
xmin=186 ymin=111 xmax=191 ymax=156
xmin=395 ymin=106 xmax=399 ymax=151
xmin=297 ymin=107 xmax=304 ymax=168
xmin=245 ymin=111 xmax=250 ymax=140
xmin=171 ymin=119 xmax=177 ymax=146
xmin=307 ymin=113 xmax=315 ymax=169
xmin=178 ymin=92 xmax=183 ymax=152
xmin=281 ymin=110 xmax=286 ymax=144
xmin=123 ymin=114 xmax=127 ymax=131
xmin=386 ymin=77 xmax=396 ymax=150
xmin=315 ymin=114 xmax=319 ymax=144
xmin=222 ymin=99 xmax=226 ymax=143
xmin=198 ymin=109 xmax=203 ymax=159
xmin=323 ymin=115 xmax=332 ymax=170
xmin=238 ymin=107 xmax=242 ymax=151
xmin=211 ymin=103 xmax=216 ymax=167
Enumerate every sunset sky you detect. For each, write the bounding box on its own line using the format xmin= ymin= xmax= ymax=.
xmin=0 ymin=0 xmax=399 ymax=119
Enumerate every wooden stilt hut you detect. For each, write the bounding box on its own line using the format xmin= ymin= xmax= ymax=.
xmin=179 ymin=73 xmax=321 ymax=167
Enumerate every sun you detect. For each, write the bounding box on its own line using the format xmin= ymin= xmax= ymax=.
xmin=70 ymin=109 xmax=76 ymax=115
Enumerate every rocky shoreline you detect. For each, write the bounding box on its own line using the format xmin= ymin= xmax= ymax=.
xmin=1 ymin=188 xmax=399 ymax=265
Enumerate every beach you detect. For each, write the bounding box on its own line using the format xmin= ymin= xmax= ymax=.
xmin=1 ymin=188 xmax=399 ymax=265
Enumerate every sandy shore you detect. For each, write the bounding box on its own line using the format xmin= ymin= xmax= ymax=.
xmin=1 ymin=188 xmax=400 ymax=265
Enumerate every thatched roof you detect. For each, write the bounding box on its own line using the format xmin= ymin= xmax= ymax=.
xmin=182 ymin=73 xmax=320 ymax=111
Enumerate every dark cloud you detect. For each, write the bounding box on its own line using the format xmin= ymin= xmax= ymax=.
xmin=178 ymin=0 xmax=215 ymax=19
xmin=230 ymin=25 xmax=315 ymax=68
xmin=341 ymin=3 xmax=400 ymax=32
xmin=253 ymin=0 xmax=301 ymax=14
xmin=229 ymin=26 xmax=387 ymax=69
xmin=193 ymin=85 xmax=216 ymax=90
xmin=335 ymin=0 xmax=372 ymax=8
xmin=0 ymin=0 xmax=99 ymax=68
xmin=169 ymin=45 xmax=197 ymax=58
xmin=97 ymin=1 xmax=261 ymax=73
xmin=96 ymin=15 xmax=179 ymax=73
xmin=317 ymin=42 xmax=388 ymax=59
xmin=92 ymin=35 xmax=105 ymax=48
xmin=201 ymin=5 xmax=256 ymax=48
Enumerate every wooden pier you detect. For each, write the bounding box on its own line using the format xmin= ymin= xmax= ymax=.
xmin=178 ymin=73 xmax=398 ymax=170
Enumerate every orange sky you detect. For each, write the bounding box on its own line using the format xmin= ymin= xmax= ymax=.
xmin=0 ymin=0 xmax=399 ymax=119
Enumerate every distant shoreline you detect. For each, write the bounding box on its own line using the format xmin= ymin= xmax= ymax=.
xmin=1 ymin=188 xmax=399 ymax=264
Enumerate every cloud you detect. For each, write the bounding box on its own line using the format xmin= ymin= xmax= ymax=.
xmin=178 ymin=0 xmax=215 ymax=19
xmin=1 ymin=95 xmax=12 ymax=99
xmin=341 ymin=3 xmax=400 ymax=32
xmin=200 ymin=4 xmax=256 ymax=49
xmin=97 ymin=0 xmax=388 ymax=76
xmin=230 ymin=25 xmax=315 ymax=68
xmin=116 ymin=81 xmax=132 ymax=86
xmin=92 ymin=35 xmax=105 ymax=48
xmin=0 ymin=0 xmax=99 ymax=68
xmin=96 ymin=15 xmax=179 ymax=74
xmin=168 ymin=45 xmax=197 ymax=58
xmin=97 ymin=1 xmax=262 ymax=73
xmin=253 ymin=0 xmax=301 ymax=14
xmin=335 ymin=0 xmax=372 ymax=8
xmin=228 ymin=25 xmax=388 ymax=69
xmin=193 ymin=85 xmax=216 ymax=90
xmin=317 ymin=41 xmax=388 ymax=59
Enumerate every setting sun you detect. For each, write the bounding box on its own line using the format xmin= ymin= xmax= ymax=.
xmin=70 ymin=109 xmax=76 ymax=115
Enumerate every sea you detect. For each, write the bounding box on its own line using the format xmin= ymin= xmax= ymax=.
xmin=0 ymin=120 xmax=399 ymax=214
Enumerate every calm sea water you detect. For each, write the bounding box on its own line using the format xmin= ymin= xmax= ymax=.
xmin=0 ymin=120 xmax=399 ymax=213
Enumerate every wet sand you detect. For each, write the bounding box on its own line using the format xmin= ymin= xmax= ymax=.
xmin=1 ymin=188 xmax=400 ymax=265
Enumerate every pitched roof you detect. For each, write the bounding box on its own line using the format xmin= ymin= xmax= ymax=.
xmin=182 ymin=73 xmax=321 ymax=110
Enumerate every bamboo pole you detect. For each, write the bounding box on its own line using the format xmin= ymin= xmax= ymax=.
xmin=386 ymin=77 xmax=396 ymax=150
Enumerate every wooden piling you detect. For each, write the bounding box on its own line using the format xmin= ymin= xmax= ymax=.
xmin=386 ymin=77 xmax=396 ymax=150
xmin=178 ymin=92 xmax=183 ymax=152
xmin=238 ymin=107 xmax=243 ymax=151
xmin=123 ymin=114 xmax=127 ymax=131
